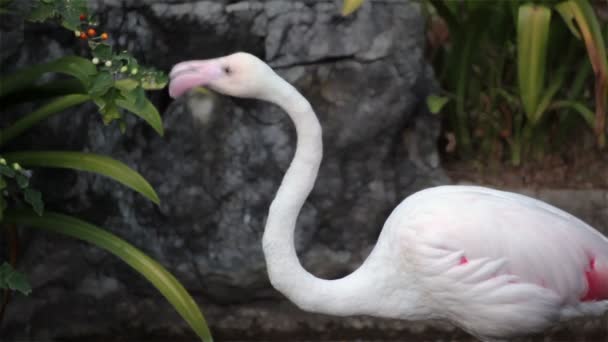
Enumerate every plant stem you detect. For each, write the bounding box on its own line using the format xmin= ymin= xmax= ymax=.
xmin=0 ymin=94 xmax=90 ymax=148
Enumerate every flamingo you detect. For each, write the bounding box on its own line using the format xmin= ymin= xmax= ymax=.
xmin=168 ymin=52 xmax=608 ymax=340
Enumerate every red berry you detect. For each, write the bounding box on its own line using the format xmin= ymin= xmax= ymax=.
xmin=79 ymin=14 xmax=87 ymax=21
xmin=80 ymin=32 xmax=88 ymax=40
xmin=87 ymin=28 xmax=97 ymax=37
xmin=101 ymin=33 xmax=109 ymax=40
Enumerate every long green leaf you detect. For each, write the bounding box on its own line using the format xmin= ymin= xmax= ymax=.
xmin=0 ymin=94 xmax=90 ymax=147
xmin=0 ymin=79 xmax=87 ymax=108
xmin=552 ymin=100 xmax=596 ymax=128
xmin=555 ymin=0 xmax=607 ymax=148
xmin=3 ymin=151 xmax=160 ymax=204
xmin=3 ymin=210 xmax=213 ymax=342
xmin=0 ymin=56 xmax=96 ymax=98
xmin=517 ymin=4 xmax=552 ymax=125
xmin=533 ymin=63 xmax=568 ymax=122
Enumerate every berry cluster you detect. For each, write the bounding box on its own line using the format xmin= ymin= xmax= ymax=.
xmin=74 ymin=14 xmax=108 ymax=42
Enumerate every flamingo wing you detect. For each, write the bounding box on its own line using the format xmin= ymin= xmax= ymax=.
xmin=389 ymin=185 xmax=608 ymax=338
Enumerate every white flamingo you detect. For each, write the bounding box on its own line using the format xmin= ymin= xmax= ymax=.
xmin=168 ymin=52 xmax=608 ymax=340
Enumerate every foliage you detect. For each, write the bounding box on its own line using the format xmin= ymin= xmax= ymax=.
xmin=0 ymin=1 xmax=213 ymax=341
xmin=344 ymin=0 xmax=607 ymax=165
xmin=0 ymin=158 xmax=44 ymax=220
xmin=4 ymin=210 xmax=212 ymax=341
xmin=0 ymin=262 xmax=31 ymax=295
xmin=341 ymin=0 xmax=364 ymax=16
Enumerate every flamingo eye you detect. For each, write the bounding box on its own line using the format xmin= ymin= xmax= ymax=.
xmin=224 ymin=66 xmax=232 ymax=74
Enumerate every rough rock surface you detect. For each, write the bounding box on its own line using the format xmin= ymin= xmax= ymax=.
xmin=1 ymin=0 xmax=606 ymax=341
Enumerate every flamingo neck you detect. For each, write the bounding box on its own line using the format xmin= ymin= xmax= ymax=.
xmin=260 ymin=75 xmax=388 ymax=317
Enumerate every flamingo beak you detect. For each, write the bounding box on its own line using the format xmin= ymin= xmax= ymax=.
xmin=169 ymin=60 xmax=224 ymax=98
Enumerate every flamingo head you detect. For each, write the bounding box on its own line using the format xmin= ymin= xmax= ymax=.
xmin=169 ymin=52 xmax=274 ymax=100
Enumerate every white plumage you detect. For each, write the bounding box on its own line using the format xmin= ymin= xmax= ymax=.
xmin=383 ymin=186 xmax=608 ymax=338
xmin=169 ymin=52 xmax=608 ymax=340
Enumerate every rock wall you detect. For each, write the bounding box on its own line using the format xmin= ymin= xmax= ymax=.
xmin=2 ymin=0 xmax=447 ymax=340
xmin=1 ymin=1 xmax=606 ymax=341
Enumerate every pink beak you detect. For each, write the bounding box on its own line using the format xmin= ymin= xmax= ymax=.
xmin=168 ymin=60 xmax=223 ymax=98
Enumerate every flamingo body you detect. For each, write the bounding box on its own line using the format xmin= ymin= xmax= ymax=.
xmin=169 ymin=52 xmax=608 ymax=340
xmin=373 ymin=185 xmax=608 ymax=337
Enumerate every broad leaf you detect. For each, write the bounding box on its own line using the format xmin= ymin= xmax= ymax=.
xmin=517 ymin=4 xmax=552 ymax=125
xmin=116 ymin=97 xmax=164 ymax=136
xmin=28 ymin=1 xmax=56 ymax=23
xmin=24 ymin=188 xmax=44 ymax=216
xmin=89 ymin=71 xmax=114 ymax=97
xmin=92 ymin=44 xmax=113 ymax=61
xmin=3 ymin=151 xmax=160 ymax=204
xmin=58 ymin=0 xmax=88 ymax=31
xmin=3 ymin=210 xmax=213 ymax=342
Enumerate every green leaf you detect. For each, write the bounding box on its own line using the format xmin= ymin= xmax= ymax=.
xmin=28 ymin=1 xmax=56 ymax=23
xmin=92 ymin=43 xmax=113 ymax=61
xmin=555 ymin=0 xmax=608 ymax=148
xmin=58 ymin=0 xmax=87 ymax=31
xmin=89 ymin=71 xmax=114 ymax=98
xmin=0 ymin=94 xmax=91 ymax=148
xmin=0 ymin=175 xmax=6 ymax=190
xmin=116 ymin=97 xmax=164 ymax=136
xmin=552 ymin=100 xmax=596 ymax=128
xmin=101 ymin=102 xmax=121 ymax=125
xmin=134 ymin=87 xmax=146 ymax=109
xmin=114 ymin=78 xmax=139 ymax=92
xmin=341 ymin=0 xmax=364 ymax=16
xmin=517 ymin=4 xmax=552 ymax=125
xmin=0 ymin=262 xmax=32 ymax=296
xmin=426 ymin=95 xmax=450 ymax=114
xmin=95 ymin=88 xmax=122 ymax=125
xmin=15 ymin=172 xmax=29 ymax=188
xmin=3 ymin=151 xmax=160 ymax=205
xmin=555 ymin=1 xmax=580 ymax=39
xmin=24 ymin=188 xmax=44 ymax=216
xmin=120 ymin=86 xmax=147 ymax=110
xmin=3 ymin=210 xmax=213 ymax=342
xmin=140 ymin=70 xmax=169 ymax=90
xmin=0 ymin=164 xmax=15 ymax=177
xmin=0 ymin=79 xmax=87 ymax=108
xmin=0 ymin=56 xmax=96 ymax=97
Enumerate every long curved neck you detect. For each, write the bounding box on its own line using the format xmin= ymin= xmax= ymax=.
xmin=261 ymin=75 xmax=382 ymax=316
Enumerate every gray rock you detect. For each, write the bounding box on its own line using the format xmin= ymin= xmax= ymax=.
xmin=1 ymin=0 xmax=446 ymax=339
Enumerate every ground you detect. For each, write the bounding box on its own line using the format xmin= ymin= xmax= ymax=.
xmin=445 ymin=148 xmax=608 ymax=189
